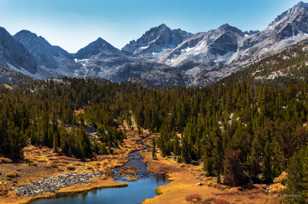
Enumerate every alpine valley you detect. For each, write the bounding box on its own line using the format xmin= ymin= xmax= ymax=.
xmin=0 ymin=2 xmax=308 ymax=86
xmin=1 ymin=2 xmax=308 ymax=204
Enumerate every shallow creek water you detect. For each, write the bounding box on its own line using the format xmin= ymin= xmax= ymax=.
xmin=33 ymin=151 xmax=167 ymax=204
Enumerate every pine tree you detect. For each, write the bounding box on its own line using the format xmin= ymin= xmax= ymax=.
xmin=223 ymin=149 xmax=249 ymax=186
xmin=214 ymin=130 xmax=224 ymax=183
xmin=286 ymin=146 xmax=308 ymax=204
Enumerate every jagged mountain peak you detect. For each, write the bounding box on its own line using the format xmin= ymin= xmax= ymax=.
xmin=219 ymin=23 xmax=235 ymax=30
xmin=122 ymin=24 xmax=191 ymax=56
xmin=294 ymin=1 xmax=308 ymax=8
xmin=270 ymin=1 xmax=308 ymax=25
xmin=75 ymin=37 xmax=122 ymax=59
xmin=266 ymin=1 xmax=308 ymax=40
xmin=93 ymin=37 xmax=109 ymax=44
xmin=217 ymin=24 xmax=244 ymax=34
xmin=143 ymin=24 xmax=172 ymax=35
xmin=153 ymin=23 xmax=192 ymax=39
xmin=156 ymin=23 xmax=170 ymax=30
xmin=219 ymin=23 xmax=233 ymax=29
xmin=86 ymin=37 xmax=118 ymax=50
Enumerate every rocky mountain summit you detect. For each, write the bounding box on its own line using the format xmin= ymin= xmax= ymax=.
xmin=122 ymin=24 xmax=192 ymax=58
xmin=75 ymin=37 xmax=123 ymax=59
xmin=269 ymin=1 xmax=308 ymax=40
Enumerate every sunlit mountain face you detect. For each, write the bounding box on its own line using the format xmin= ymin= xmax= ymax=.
xmin=0 ymin=2 xmax=308 ymax=86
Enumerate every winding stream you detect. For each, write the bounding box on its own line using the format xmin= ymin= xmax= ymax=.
xmin=33 ymin=151 xmax=167 ymax=204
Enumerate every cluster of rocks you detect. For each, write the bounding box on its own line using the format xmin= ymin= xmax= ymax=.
xmin=16 ymin=172 xmax=102 ymax=197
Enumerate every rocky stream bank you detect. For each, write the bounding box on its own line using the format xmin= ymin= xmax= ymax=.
xmin=15 ymin=172 xmax=103 ymax=197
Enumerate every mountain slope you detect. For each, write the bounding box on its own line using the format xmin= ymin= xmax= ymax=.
xmin=0 ymin=27 xmax=37 ymax=74
xmin=163 ymin=24 xmax=245 ymax=67
xmin=268 ymin=1 xmax=308 ymax=40
xmin=248 ymin=40 xmax=308 ymax=82
xmin=14 ymin=30 xmax=78 ymax=77
xmin=0 ymin=65 xmax=33 ymax=84
xmin=73 ymin=37 xmax=134 ymax=80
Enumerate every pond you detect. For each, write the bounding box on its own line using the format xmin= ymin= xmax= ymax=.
xmin=33 ymin=152 xmax=167 ymax=204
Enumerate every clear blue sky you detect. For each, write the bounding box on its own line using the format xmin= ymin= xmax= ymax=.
xmin=0 ymin=0 xmax=302 ymax=52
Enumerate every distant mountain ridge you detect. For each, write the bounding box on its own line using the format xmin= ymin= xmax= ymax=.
xmin=0 ymin=2 xmax=307 ymax=86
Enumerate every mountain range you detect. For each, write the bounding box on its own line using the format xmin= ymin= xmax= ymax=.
xmin=0 ymin=1 xmax=308 ymax=86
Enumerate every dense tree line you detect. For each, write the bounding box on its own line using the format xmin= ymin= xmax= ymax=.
xmin=131 ymin=79 xmax=307 ymax=187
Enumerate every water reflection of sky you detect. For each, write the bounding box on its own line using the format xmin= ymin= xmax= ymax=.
xmin=33 ymin=151 xmax=167 ymax=204
xmin=34 ymin=176 xmax=166 ymax=204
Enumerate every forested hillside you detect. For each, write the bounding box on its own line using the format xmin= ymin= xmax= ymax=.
xmin=0 ymin=79 xmax=127 ymax=161
xmin=0 ymin=71 xmax=307 ymax=202
xmin=243 ymin=40 xmax=308 ymax=82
